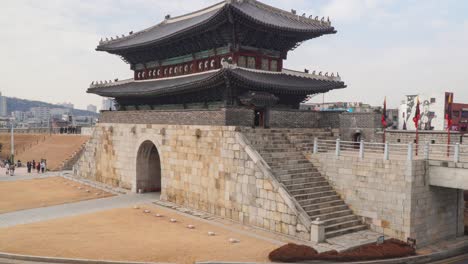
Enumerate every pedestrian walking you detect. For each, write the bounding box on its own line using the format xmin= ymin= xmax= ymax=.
xmin=32 ymin=160 xmax=36 ymax=172
xmin=9 ymin=164 xmax=15 ymax=176
xmin=40 ymin=161 xmax=45 ymax=173
xmin=26 ymin=161 xmax=31 ymax=173
xmin=5 ymin=161 xmax=9 ymax=175
xmin=36 ymin=163 xmax=40 ymax=173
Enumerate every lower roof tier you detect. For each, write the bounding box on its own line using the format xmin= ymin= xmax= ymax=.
xmin=87 ymin=65 xmax=346 ymax=99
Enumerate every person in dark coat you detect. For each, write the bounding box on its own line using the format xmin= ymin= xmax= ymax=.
xmin=27 ymin=161 xmax=31 ymax=173
xmin=32 ymin=160 xmax=36 ymax=172
xmin=36 ymin=163 xmax=40 ymax=173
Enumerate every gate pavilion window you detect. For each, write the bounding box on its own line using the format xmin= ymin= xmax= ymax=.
xmin=270 ymin=60 xmax=278 ymax=71
xmin=247 ymin=57 xmax=256 ymax=69
xmin=238 ymin=56 xmax=247 ymax=67
xmin=261 ymin=58 xmax=269 ymax=70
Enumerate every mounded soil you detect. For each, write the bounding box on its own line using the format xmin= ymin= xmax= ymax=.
xmin=269 ymin=239 xmax=416 ymax=262
xmin=0 ymin=176 xmax=112 ymax=213
xmin=0 ymin=134 xmax=48 ymax=160
xmin=0 ymin=205 xmax=278 ymax=264
xmin=16 ymin=135 xmax=89 ymax=170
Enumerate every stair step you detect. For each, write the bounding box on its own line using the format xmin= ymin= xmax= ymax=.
xmin=289 ymin=186 xmax=333 ymax=195
xmin=296 ymin=194 xmax=340 ymax=204
xmin=326 ymin=225 xmax=368 ymax=239
xmin=306 ymin=205 xmax=350 ymax=217
xmin=325 ymin=219 xmax=362 ymax=232
xmin=260 ymin=151 xmax=304 ymax=157
xmin=322 ymin=214 xmax=358 ymax=226
xmin=271 ymin=163 xmax=315 ymax=170
xmin=275 ymin=167 xmax=317 ymax=175
xmin=294 ymin=190 xmax=336 ymax=200
xmin=283 ymin=179 xmax=328 ymax=190
xmin=300 ymin=197 xmax=344 ymax=210
xmin=264 ymin=158 xmax=310 ymax=165
xmin=281 ymin=177 xmax=325 ymax=185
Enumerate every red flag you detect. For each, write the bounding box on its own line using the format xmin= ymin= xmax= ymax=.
xmin=413 ymin=97 xmax=420 ymax=128
xmin=445 ymin=93 xmax=453 ymax=128
xmin=381 ymin=97 xmax=387 ymax=127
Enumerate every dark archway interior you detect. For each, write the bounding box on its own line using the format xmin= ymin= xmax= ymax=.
xmin=136 ymin=141 xmax=161 ymax=192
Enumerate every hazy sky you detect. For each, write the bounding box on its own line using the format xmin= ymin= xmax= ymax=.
xmin=1 ymin=0 xmax=467 ymax=110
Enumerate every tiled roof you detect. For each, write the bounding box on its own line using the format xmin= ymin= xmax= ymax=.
xmin=97 ymin=0 xmax=334 ymax=51
xmin=87 ymin=65 xmax=346 ymax=98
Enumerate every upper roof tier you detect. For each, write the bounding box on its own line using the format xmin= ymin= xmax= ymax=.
xmin=96 ymin=0 xmax=336 ymax=63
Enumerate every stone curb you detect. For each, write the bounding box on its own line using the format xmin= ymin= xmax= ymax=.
xmin=196 ymin=239 xmax=468 ymax=264
xmin=0 ymin=252 xmax=173 ymax=264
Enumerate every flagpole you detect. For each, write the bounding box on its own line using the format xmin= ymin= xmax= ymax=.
xmin=415 ymin=122 xmax=419 ymax=156
xmin=446 ymin=93 xmax=452 ymax=157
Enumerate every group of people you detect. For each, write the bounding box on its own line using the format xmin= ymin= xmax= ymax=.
xmin=26 ymin=160 xmax=47 ymax=174
xmin=2 ymin=159 xmax=47 ymax=176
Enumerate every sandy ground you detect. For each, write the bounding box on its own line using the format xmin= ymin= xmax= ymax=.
xmin=0 ymin=177 xmax=113 ymax=213
xmin=16 ymin=135 xmax=89 ymax=170
xmin=0 ymin=205 xmax=280 ymax=264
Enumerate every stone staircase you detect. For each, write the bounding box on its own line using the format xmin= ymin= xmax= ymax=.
xmin=243 ymin=128 xmax=367 ymax=239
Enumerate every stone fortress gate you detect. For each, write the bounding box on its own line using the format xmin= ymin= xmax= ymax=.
xmin=75 ymin=0 xmax=464 ymax=246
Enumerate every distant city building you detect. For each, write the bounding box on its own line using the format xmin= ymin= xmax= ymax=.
xmin=50 ymin=108 xmax=69 ymax=118
xmin=398 ymin=92 xmax=453 ymax=131
xmin=301 ymin=101 xmax=377 ymax=113
xmin=87 ymin=104 xmax=97 ymax=113
xmin=12 ymin=111 xmax=26 ymax=122
xmin=101 ymin=98 xmax=116 ymax=111
xmin=30 ymin=107 xmax=51 ymax=121
xmin=59 ymin=102 xmax=74 ymax=109
xmin=451 ymin=103 xmax=468 ymax=132
xmin=0 ymin=92 xmax=7 ymax=117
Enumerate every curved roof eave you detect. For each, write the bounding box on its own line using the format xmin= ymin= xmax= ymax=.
xmin=96 ymin=0 xmax=336 ymax=52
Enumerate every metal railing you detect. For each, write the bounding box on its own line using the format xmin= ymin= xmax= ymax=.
xmin=313 ymin=138 xmax=468 ymax=162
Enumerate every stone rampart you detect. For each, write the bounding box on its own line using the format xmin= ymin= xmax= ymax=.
xmin=74 ymin=123 xmax=312 ymax=240
xmin=269 ymin=110 xmax=319 ymax=128
xmin=309 ymin=153 xmax=464 ymax=246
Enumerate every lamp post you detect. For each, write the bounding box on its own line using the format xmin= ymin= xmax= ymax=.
xmin=10 ymin=117 xmax=14 ymax=164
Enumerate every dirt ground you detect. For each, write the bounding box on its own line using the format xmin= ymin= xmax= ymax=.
xmin=0 ymin=134 xmax=48 ymax=160
xmin=0 ymin=205 xmax=279 ymax=264
xmin=16 ymin=135 xmax=89 ymax=170
xmin=0 ymin=177 xmax=113 ymax=213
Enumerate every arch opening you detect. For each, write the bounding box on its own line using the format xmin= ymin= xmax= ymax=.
xmin=136 ymin=140 xmax=161 ymax=193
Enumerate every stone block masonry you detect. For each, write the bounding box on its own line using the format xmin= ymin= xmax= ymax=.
xmin=309 ymin=153 xmax=465 ymax=247
xmin=74 ymin=123 xmax=312 ymax=240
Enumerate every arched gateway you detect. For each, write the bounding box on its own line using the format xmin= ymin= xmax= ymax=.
xmin=136 ymin=140 xmax=161 ymax=193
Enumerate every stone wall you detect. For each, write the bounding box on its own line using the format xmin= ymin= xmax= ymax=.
xmin=318 ymin=111 xmax=342 ymax=129
xmin=309 ymin=153 xmax=464 ymax=246
xmin=339 ymin=112 xmax=382 ymax=142
xmin=74 ymin=123 xmax=312 ymax=240
xmin=99 ymin=109 xmax=231 ymax=126
xmin=385 ymin=130 xmax=464 ymax=145
xmin=269 ymin=110 xmax=319 ymax=128
xmin=99 ymin=108 xmax=346 ymax=129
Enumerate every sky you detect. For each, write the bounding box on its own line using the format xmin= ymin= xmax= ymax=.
xmin=1 ymin=0 xmax=467 ymax=110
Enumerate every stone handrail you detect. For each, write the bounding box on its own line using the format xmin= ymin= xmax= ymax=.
xmin=314 ymin=138 xmax=468 ymax=163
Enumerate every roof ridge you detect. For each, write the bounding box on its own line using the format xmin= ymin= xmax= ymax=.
xmin=98 ymin=1 xmax=226 ymax=46
xmin=223 ymin=63 xmax=342 ymax=82
xmin=166 ymin=1 xmax=226 ymax=24
xmin=89 ymin=70 xmax=223 ymax=89
xmin=240 ymin=0 xmax=332 ymax=26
